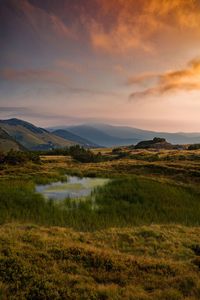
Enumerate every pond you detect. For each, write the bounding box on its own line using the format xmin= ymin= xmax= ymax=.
xmin=35 ymin=176 xmax=109 ymax=200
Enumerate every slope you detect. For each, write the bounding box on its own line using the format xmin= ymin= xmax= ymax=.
xmin=89 ymin=123 xmax=200 ymax=144
xmin=49 ymin=123 xmax=200 ymax=146
xmin=52 ymin=129 xmax=100 ymax=148
xmin=66 ymin=125 xmax=139 ymax=147
xmin=0 ymin=119 xmax=74 ymax=151
xmin=0 ymin=127 xmax=25 ymax=152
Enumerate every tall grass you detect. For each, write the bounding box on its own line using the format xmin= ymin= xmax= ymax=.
xmin=0 ymin=180 xmax=66 ymax=226
xmin=1 ymin=176 xmax=200 ymax=230
xmin=93 ymin=177 xmax=200 ymax=227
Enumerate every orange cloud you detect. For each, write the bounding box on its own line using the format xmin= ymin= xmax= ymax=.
xmin=84 ymin=0 xmax=200 ymax=54
xmin=129 ymin=58 xmax=200 ymax=99
xmin=5 ymin=0 xmax=200 ymax=55
xmin=127 ymin=72 xmax=159 ymax=85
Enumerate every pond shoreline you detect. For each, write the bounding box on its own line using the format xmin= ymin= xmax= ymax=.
xmin=35 ymin=175 xmax=109 ymax=200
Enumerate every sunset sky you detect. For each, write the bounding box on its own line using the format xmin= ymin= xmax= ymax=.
xmin=1 ymin=0 xmax=200 ymax=131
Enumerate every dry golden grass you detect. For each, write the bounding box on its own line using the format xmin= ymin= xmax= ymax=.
xmin=0 ymin=223 xmax=200 ymax=299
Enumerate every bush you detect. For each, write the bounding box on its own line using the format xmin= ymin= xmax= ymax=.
xmin=39 ymin=145 xmax=104 ymax=163
xmin=188 ymin=144 xmax=200 ymax=150
xmin=69 ymin=145 xmax=103 ymax=163
xmin=0 ymin=150 xmax=40 ymax=165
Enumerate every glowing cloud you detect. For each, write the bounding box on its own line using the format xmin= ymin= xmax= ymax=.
xmin=129 ymin=58 xmax=200 ymax=99
xmin=85 ymin=0 xmax=200 ymax=54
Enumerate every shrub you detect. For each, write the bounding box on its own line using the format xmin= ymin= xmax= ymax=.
xmin=69 ymin=145 xmax=103 ymax=163
xmin=0 ymin=150 xmax=40 ymax=165
xmin=188 ymin=144 xmax=200 ymax=150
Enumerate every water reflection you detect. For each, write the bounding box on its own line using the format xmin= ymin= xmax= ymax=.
xmin=36 ymin=176 xmax=108 ymax=200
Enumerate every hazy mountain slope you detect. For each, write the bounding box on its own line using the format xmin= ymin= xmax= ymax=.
xmin=0 ymin=119 xmax=74 ymax=151
xmin=66 ymin=125 xmax=139 ymax=147
xmin=83 ymin=123 xmax=200 ymax=145
xmin=48 ymin=123 xmax=200 ymax=146
xmin=52 ymin=129 xmax=100 ymax=148
xmin=0 ymin=127 xmax=25 ymax=152
xmin=88 ymin=123 xmax=152 ymax=139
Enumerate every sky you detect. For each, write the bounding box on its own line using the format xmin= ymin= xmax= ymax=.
xmin=1 ymin=0 xmax=200 ymax=132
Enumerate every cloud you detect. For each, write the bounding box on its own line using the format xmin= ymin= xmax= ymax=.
xmin=55 ymin=60 xmax=84 ymax=74
xmin=127 ymin=72 xmax=159 ymax=85
xmin=83 ymin=0 xmax=200 ymax=54
xmin=68 ymin=87 xmax=119 ymax=97
xmin=0 ymin=106 xmax=43 ymax=120
xmin=4 ymin=0 xmax=75 ymax=42
xmin=49 ymin=14 xmax=74 ymax=38
xmin=0 ymin=67 xmax=120 ymax=97
xmin=2 ymin=0 xmax=200 ymax=56
xmin=129 ymin=57 xmax=200 ymax=99
xmin=0 ymin=107 xmax=30 ymax=113
xmin=1 ymin=68 xmax=69 ymax=86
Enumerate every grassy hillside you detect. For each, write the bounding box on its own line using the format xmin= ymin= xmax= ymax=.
xmin=0 ymin=128 xmax=25 ymax=152
xmin=0 ymin=119 xmax=74 ymax=151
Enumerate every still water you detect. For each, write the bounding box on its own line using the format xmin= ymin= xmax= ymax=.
xmin=36 ymin=176 xmax=108 ymax=200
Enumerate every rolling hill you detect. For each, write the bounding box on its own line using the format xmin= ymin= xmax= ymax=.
xmin=0 ymin=119 xmax=74 ymax=151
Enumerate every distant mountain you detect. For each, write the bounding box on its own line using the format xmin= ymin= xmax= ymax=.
xmin=88 ymin=123 xmax=200 ymax=144
xmin=3 ymin=118 xmax=199 ymax=151
xmin=48 ymin=123 xmax=200 ymax=147
xmin=52 ymin=129 xmax=100 ymax=148
xmin=0 ymin=118 xmax=74 ymax=151
xmin=0 ymin=127 xmax=25 ymax=152
xmin=65 ymin=125 xmax=139 ymax=147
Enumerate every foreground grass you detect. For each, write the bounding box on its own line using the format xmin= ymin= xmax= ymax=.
xmin=0 ymin=176 xmax=200 ymax=230
xmin=0 ymin=223 xmax=200 ymax=299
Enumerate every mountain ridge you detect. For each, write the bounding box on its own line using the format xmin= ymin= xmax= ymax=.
xmin=1 ymin=118 xmax=200 ymax=151
xmin=48 ymin=123 xmax=200 ymax=146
